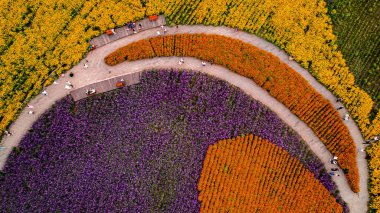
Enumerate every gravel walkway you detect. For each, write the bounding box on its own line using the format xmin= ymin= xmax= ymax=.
xmin=0 ymin=25 xmax=368 ymax=212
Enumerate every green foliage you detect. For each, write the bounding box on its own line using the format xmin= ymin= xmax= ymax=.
xmin=328 ymin=0 xmax=380 ymax=112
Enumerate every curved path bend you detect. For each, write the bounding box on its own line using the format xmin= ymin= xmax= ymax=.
xmin=0 ymin=25 xmax=368 ymax=212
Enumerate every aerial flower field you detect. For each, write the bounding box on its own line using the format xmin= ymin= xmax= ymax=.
xmin=0 ymin=70 xmax=342 ymax=211
xmin=0 ymin=0 xmax=378 ymax=144
xmin=105 ymin=34 xmax=359 ymax=192
xmin=0 ymin=0 xmax=378 ymax=210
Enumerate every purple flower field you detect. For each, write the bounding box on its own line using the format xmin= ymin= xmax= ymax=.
xmin=0 ymin=70 xmax=343 ymax=212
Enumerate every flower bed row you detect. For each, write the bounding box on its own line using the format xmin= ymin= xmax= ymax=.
xmin=198 ymin=134 xmax=343 ymax=212
xmin=104 ymin=34 xmax=359 ymax=192
xmin=0 ymin=70 xmax=342 ymax=211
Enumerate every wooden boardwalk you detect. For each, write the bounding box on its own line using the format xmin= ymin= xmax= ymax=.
xmin=89 ymin=15 xmax=166 ymax=48
xmin=70 ymin=72 xmax=141 ymax=101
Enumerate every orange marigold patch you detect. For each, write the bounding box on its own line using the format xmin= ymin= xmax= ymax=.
xmin=198 ymin=134 xmax=343 ymax=212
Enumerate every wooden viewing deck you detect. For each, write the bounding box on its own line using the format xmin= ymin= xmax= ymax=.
xmin=74 ymin=15 xmax=167 ymax=101
xmin=70 ymin=72 xmax=141 ymax=101
xmin=89 ymin=15 xmax=166 ymax=48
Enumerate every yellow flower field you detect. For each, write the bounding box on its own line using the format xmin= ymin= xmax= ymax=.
xmin=0 ymin=0 xmax=378 ymax=140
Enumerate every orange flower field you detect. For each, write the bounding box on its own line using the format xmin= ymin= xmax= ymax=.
xmin=197 ymin=134 xmax=343 ymax=212
xmin=105 ymin=34 xmax=359 ymax=192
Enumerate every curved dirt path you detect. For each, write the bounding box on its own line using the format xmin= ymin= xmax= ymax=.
xmin=0 ymin=26 xmax=368 ymax=212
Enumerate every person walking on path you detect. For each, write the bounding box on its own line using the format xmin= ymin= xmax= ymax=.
xmin=85 ymin=88 xmax=96 ymax=95
xmin=42 ymin=90 xmax=48 ymax=96
xmin=364 ymin=136 xmax=379 ymax=144
xmin=202 ymin=61 xmax=206 ymax=66
xmin=179 ymin=58 xmax=184 ymax=65
xmin=4 ymin=130 xmax=12 ymax=136
xmin=343 ymin=114 xmax=350 ymax=121
xmin=65 ymin=81 xmax=73 ymax=89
